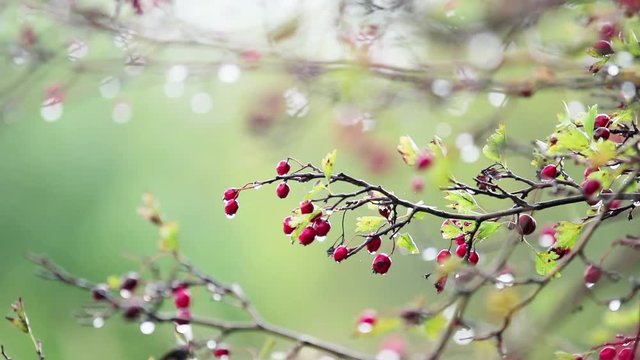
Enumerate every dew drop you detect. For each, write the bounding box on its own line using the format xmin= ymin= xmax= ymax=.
xmin=120 ymin=289 xmax=132 ymax=299
xmin=253 ymin=183 xmax=263 ymax=190
xmin=139 ymin=321 xmax=155 ymax=335
xmin=225 ymin=214 xmax=236 ymax=219
xmin=455 ymin=133 xmax=474 ymax=149
xmin=376 ymin=349 xmax=401 ymax=360
xmin=621 ymin=82 xmax=636 ymax=101
xmin=422 ymin=247 xmax=438 ymax=262
xmin=539 ymin=234 xmax=555 ymax=247
xmin=167 ymin=64 xmax=189 ymax=83
xmin=585 ymin=282 xmax=595 ymax=289
xmin=608 ymin=299 xmax=621 ymax=311
xmin=357 ymin=322 xmax=373 ymax=334
xmin=488 ymin=92 xmax=508 ymax=107
xmin=206 ymin=340 xmax=217 ymax=349
xmin=316 ymin=235 xmax=327 ymax=242
xmin=284 ymin=87 xmax=309 ymax=117
xmin=431 ymin=79 xmax=452 ymax=97
xmin=460 ymin=145 xmax=480 ymax=163
xmin=41 ymin=101 xmax=63 ymax=122
xmin=453 ymin=327 xmax=474 ymax=345
xmin=67 ymin=39 xmax=88 ymax=61
xmin=218 ymin=63 xmax=241 ymax=83
xmin=112 ymin=102 xmax=132 ymax=124
xmin=212 ymin=293 xmax=222 ymax=301
xmin=99 ymin=77 xmax=120 ymax=99
xmin=92 ymin=317 xmax=105 ymax=329
xmin=608 ymin=65 xmax=620 ymax=76
xmin=271 ymin=352 xmax=286 ymax=360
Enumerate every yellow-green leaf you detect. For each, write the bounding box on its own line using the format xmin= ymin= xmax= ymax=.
xmin=396 ymin=233 xmax=419 ymax=255
xmin=482 ymin=124 xmax=506 ymax=163
xmin=582 ymin=105 xmax=598 ymax=139
xmin=355 ymin=216 xmax=386 ymax=233
xmin=585 ymin=140 xmax=617 ymax=168
xmin=397 ymin=136 xmax=420 ymax=166
xmin=304 ymin=181 xmax=326 ymax=201
xmin=535 ymin=251 xmax=559 ymax=276
xmin=159 ymin=222 xmax=179 ymax=252
xmin=322 ymin=149 xmax=337 ymax=180
xmin=444 ymin=190 xmax=478 ymax=214
xmin=554 ymin=222 xmax=583 ymax=249
xmin=424 ymin=314 xmax=447 ymax=340
xmin=476 ymin=221 xmax=501 ymax=241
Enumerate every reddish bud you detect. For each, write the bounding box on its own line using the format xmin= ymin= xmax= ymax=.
xmin=283 ymin=216 xmax=296 ymax=235
xmin=540 ymin=164 xmax=558 ymax=180
xmin=455 ymin=243 xmax=467 ymax=258
xmin=372 ymin=253 xmax=392 ymax=274
xmin=120 ymin=272 xmax=139 ymax=292
xmin=123 ymin=304 xmax=144 ymax=320
xmin=468 ymin=251 xmax=479 ymax=265
xmin=516 ymin=214 xmax=536 ymax=235
xmin=454 ymin=234 xmax=466 ymax=245
xmin=358 ymin=310 xmax=377 ymax=325
xmin=594 ymin=40 xmax=614 ymax=55
xmin=584 ymin=264 xmax=602 ymax=285
xmin=175 ymin=309 xmax=191 ymax=325
xmin=223 ymin=188 xmax=239 ymax=201
xmin=594 ymin=127 xmax=610 ymax=141
xmin=276 ymin=160 xmax=290 ymax=175
xmin=594 ymin=114 xmax=612 ymax=128
xmin=366 ymin=235 xmax=382 ymax=253
xmin=92 ymin=284 xmax=109 ymax=301
xmin=297 ymin=226 xmax=316 ymax=245
xmin=314 ymin=219 xmax=331 ymax=237
xmin=224 ymin=199 xmax=239 ymax=216
xmin=411 ymin=177 xmax=424 ymax=193
xmin=436 ymin=249 xmax=451 ymax=264
xmin=416 ymin=152 xmax=433 ymax=170
xmin=299 ymin=200 xmax=314 ymax=214
xmin=276 ymin=183 xmax=290 ymax=199
xmin=582 ymin=179 xmax=601 ymax=197
xmin=333 ymin=245 xmax=348 ymax=262
xmin=174 ymin=287 xmax=191 ymax=308
xmin=214 ymin=347 xmax=230 ymax=358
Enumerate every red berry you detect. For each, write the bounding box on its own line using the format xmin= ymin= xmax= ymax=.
xmin=223 ymin=188 xmax=239 ymax=201
xmin=372 ymin=253 xmax=392 ymax=274
xmin=549 ymin=136 xmax=558 ymax=146
xmin=455 ymin=243 xmax=467 ymax=258
xmin=358 ymin=310 xmax=377 ymax=325
xmin=283 ymin=216 xmax=296 ymax=235
xmin=468 ymin=251 xmax=479 ymax=265
xmin=120 ymin=272 xmax=139 ymax=292
xmin=276 ymin=160 xmax=290 ymax=175
xmin=378 ymin=206 xmax=391 ymax=219
xmin=540 ymin=164 xmax=558 ymax=180
xmin=516 ymin=214 xmax=536 ymax=235
xmin=594 ymin=114 xmax=612 ymax=128
xmin=435 ymin=275 xmax=448 ymax=293
xmin=174 ymin=287 xmax=191 ymax=308
xmin=600 ymin=23 xmax=616 ymax=40
xmin=224 ymin=199 xmax=239 ymax=216
xmin=366 ymin=235 xmax=382 ymax=253
xmin=598 ymin=346 xmax=616 ymax=360
xmin=584 ymin=265 xmax=602 ymax=284
xmin=92 ymin=284 xmax=109 ymax=301
xmin=416 ymin=152 xmax=433 ymax=170
xmin=411 ymin=177 xmax=424 ymax=193
xmin=299 ymin=200 xmax=314 ymax=214
xmin=314 ymin=219 xmax=331 ymax=237
xmin=594 ymin=127 xmax=610 ymax=141
xmin=582 ymin=179 xmax=601 ymax=197
xmin=618 ymin=348 xmax=633 ymax=360
xmin=175 ymin=308 xmax=190 ymax=325
xmin=436 ymin=249 xmax=451 ymax=264
xmin=297 ymin=226 xmax=316 ymax=245
xmin=454 ymin=234 xmax=466 ymax=245
xmin=594 ymin=40 xmax=614 ymax=55
xmin=333 ymin=245 xmax=348 ymax=262
xmin=214 ymin=347 xmax=230 ymax=358
xmin=123 ymin=304 xmax=144 ymax=320
xmin=276 ymin=183 xmax=290 ymax=199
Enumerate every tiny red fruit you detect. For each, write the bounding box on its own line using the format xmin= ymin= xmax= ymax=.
xmin=358 ymin=310 xmax=377 ymax=325
xmin=455 ymin=243 xmax=467 ymax=258
xmin=276 ymin=183 xmax=290 ymax=199
xmin=598 ymin=346 xmax=616 ymax=360
xmin=416 ymin=152 xmax=433 ymax=170
xmin=283 ymin=216 xmax=296 ymax=235
xmin=214 ymin=347 xmax=230 ymax=358
xmin=314 ymin=219 xmax=331 ymax=237
xmin=372 ymin=253 xmax=392 ymax=274
xmin=582 ymin=179 xmax=601 ymax=197
xmin=366 ymin=235 xmax=382 ymax=253
xmin=468 ymin=251 xmax=479 ymax=265
xmin=92 ymin=284 xmax=109 ymax=301
xmin=174 ymin=287 xmax=191 ymax=308
xmin=454 ymin=234 xmax=466 ymax=245
xmin=223 ymin=188 xmax=239 ymax=201
xmin=378 ymin=206 xmax=391 ymax=218
xmin=298 ymin=226 xmax=316 ymax=245
xmin=333 ymin=245 xmax=348 ymax=262
xmin=516 ymin=214 xmax=536 ymax=235
xmin=594 ymin=40 xmax=614 ymax=56
xmin=594 ymin=127 xmax=610 ymax=141
xmin=123 ymin=304 xmax=143 ymax=320
xmin=436 ymin=249 xmax=451 ymax=264
xmin=594 ymin=113 xmax=611 ymax=128
xmin=299 ymin=200 xmax=314 ymax=214
xmin=224 ymin=199 xmax=239 ymax=216
xmin=411 ymin=176 xmax=424 ymax=193
xmin=120 ymin=272 xmax=139 ymax=292
xmin=617 ymin=348 xmax=633 ymax=360
xmin=584 ymin=264 xmax=602 ymax=285
xmin=276 ymin=160 xmax=290 ymax=175
xmin=540 ymin=164 xmax=558 ymax=180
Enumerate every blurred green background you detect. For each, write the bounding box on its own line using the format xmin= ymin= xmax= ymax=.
xmin=0 ymin=1 xmax=638 ymax=359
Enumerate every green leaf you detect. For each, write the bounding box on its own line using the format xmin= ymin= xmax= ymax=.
xmin=583 ymin=105 xmax=597 ymax=139
xmin=423 ymin=314 xmax=447 ymax=340
xmin=585 ymin=140 xmax=617 ymax=168
xmin=482 ymin=124 xmax=506 ymax=163
xmin=554 ymin=351 xmax=579 ymax=360
xmin=397 ymin=136 xmax=419 ymax=166
xmin=159 ymin=222 xmax=179 ymax=252
xmin=440 ymin=219 xmax=463 ymax=240
xmin=322 ymin=149 xmax=337 ymax=180
xmin=396 ymin=233 xmax=419 ymax=255
xmin=304 ymin=181 xmax=326 ymax=201
xmin=355 ymin=216 xmax=386 ymax=233
xmin=554 ymin=222 xmax=583 ymax=249
xmin=428 ymin=136 xmax=453 ymax=187
xmin=553 ymin=124 xmax=590 ymax=152
xmin=535 ymin=251 xmax=559 ymax=276
xmin=289 ymin=210 xmax=322 ymax=242
xmin=476 ymin=221 xmax=501 ymax=241
xmin=444 ymin=190 xmax=478 ymax=214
